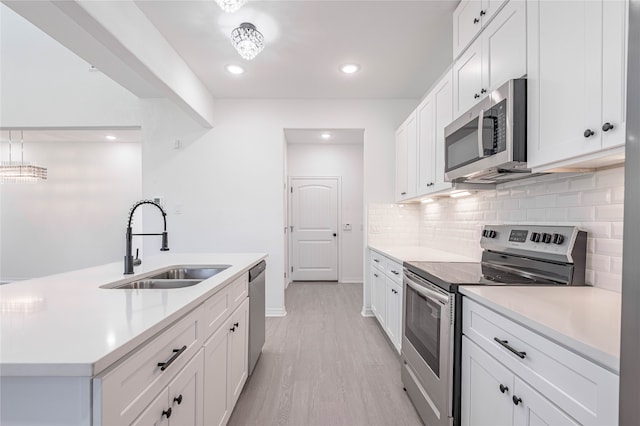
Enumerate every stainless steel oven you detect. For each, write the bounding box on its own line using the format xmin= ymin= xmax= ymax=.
xmin=400 ymin=224 xmax=587 ymax=426
xmin=402 ymin=270 xmax=454 ymax=426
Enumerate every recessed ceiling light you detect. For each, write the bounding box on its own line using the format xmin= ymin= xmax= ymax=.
xmin=321 ymin=132 xmax=332 ymax=140
xmin=340 ymin=64 xmax=360 ymax=74
xmin=105 ymin=135 xmax=117 ymax=141
xmin=226 ymin=64 xmax=245 ymax=75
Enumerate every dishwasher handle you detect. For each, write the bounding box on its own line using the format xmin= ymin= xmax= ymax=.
xmin=249 ymin=260 xmax=266 ymax=282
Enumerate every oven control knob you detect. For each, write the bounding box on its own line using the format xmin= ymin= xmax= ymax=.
xmin=531 ymin=232 xmax=541 ymax=243
xmin=488 ymin=230 xmax=497 ymax=238
xmin=552 ymin=233 xmax=564 ymax=245
xmin=482 ymin=230 xmax=488 ymax=237
xmin=542 ymin=233 xmax=552 ymax=243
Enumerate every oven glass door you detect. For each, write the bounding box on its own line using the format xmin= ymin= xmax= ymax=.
xmin=405 ymin=280 xmax=445 ymax=377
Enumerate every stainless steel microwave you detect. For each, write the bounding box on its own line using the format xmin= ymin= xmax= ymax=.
xmin=444 ymin=79 xmax=530 ymax=184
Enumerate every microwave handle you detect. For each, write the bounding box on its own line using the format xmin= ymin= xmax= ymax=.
xmin=477 ymin=109 xmax=486 ymax=158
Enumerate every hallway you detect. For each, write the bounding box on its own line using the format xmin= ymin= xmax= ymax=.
xmin=228 ymin=282 xmax=422 ymax=426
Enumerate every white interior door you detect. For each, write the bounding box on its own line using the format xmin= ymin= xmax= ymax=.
xmin=290 ymin=177 xmax=339 ymax=281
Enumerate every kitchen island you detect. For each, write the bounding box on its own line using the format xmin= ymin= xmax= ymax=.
xmin=0 ymin=252 xmax=266 ymax=426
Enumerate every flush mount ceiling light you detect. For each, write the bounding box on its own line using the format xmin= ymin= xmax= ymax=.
xmin=340 ymin=64 xmax=360 ymax=74
xmin=226 ymin=64 xmax=245 ymax=75
xmin=321 ymin=132 xmax=332 ymax=140
xmin=231 ymin=22 xmax=264 ymax=60
xmin=215 ymin=0 xmax=247 ymax=13
xmin=0 ymin=130 xmax=47 ymax=183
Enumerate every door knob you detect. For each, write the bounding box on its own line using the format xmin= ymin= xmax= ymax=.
xmin=473 ymin=17 xmax=480 ymax=24
xmin=333 ymin=233 xmax=337 ymax=237
xmin=584 ymin=129 xmax=595 ymax=138
xmin=602 ymin=122 xmax=614 ymax=132
xmin=499 ymin=384 xmax=509 ymax=394
xmin=512 ymin=395 xmax=522 ymax=406
xmin=474 ymin=93 xmax=480 ymax=99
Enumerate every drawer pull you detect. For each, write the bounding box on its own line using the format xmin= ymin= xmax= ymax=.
xmin=390 ymin=270 xmax=400 ymax=275
xmin=373 ymin=259 xmax=380 ymax=263
xmin=173 ymin=394 xmax=183 ymax=405
xmin=162 ymin=407 xmax=172 ymax=419
xmin=494 ymin=338 xmax=526 ymax=359
xmin=157 ymin=345 xmax=187 ymax=371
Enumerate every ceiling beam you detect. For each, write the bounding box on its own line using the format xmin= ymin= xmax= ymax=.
xmin=4 ymin=0 xmax=216 ymax=128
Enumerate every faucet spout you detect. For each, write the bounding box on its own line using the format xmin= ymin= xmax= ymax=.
xmin=124 ymin=200 xmax=170 ymax=274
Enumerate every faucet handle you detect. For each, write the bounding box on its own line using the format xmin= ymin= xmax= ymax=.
xmin=161 ymin=232 xmax=170 ymax=251
xmin=133 ymin=248 xmax=142 ymax=266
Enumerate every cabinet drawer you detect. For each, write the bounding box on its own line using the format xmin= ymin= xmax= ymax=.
xmin=201 ymin=272 xmax=248 ymax=343
xmin=385 ymin=259 xmax=403 ymax=284
xmin=97 ymin=309 xmax=200 ymax=426
xmin=463 ymin=298 xmax=618 ymax=425
xmin=370 ymin=252 xmax=386 ymax=272
xmin=227 ymin=273 xmax=248 ymax=312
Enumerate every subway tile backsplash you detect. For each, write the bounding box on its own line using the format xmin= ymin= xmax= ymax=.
xmin=368 ymin=166 xmax=625 ymax=292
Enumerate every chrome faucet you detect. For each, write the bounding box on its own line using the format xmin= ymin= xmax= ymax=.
xmin=124 ymin=200 xmax=169 ymax=274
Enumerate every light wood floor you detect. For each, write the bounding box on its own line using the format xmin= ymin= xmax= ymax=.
xmin=228 ymin=282 xmax=422 ymax=426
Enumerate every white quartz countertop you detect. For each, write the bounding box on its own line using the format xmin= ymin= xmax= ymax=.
xmin=0 ymin=253 xmax=266 ymax=377
xmin=460 ymin=286 xmax=621 ymax=373
xmin=368 ymin=244 xmax=478 ymax=263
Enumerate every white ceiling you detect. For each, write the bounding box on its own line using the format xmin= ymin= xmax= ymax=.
xmin=284 ymin=128 xmax=364 ymax=144
xmin=135 ymin=0 xmax=458 ymax=99
xmin=0 ymin=128 xmax=142 ymax=143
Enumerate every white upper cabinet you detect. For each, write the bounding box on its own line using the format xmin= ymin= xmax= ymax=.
xmin=453 ymin=0 xmax=509 ymax=58
xmin=453 ymin=0 xmax=527 ymax=118
xmin=395 ymin=112 xmax=417 ymax=202
xmin=417 ymin=70 xmax=454 ymax=196
xmin=527 ymin=0 xmax=628 ymax=170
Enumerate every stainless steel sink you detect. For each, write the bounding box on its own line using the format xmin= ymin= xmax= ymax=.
xmin=114 ymin=279 xmax=202 ymax=289
xmin=146 ymin=267 xmax=230 ymax=280
xmin=101 ymin=265 xmax=231 ymax=289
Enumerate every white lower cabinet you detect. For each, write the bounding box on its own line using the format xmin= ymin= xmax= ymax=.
xmin=204 ymin=298 xmax=249 ymax=426
xmin=368 ymin=249 xmax=403 ymax=353
xmin=462 ymin=297 xmax=619 ymax=426
xmin=132 ymin=350 xmax=205 ymax=426
xmin=94 ymin=272 xmax=251 ymax=426
xmin=462 ymin=336 xmax=578 ymax=426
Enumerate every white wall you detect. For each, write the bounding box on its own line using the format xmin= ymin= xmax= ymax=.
xmin=0 ymin=4 xmax=141 ymax=128
xmin=140 ymin=98 xmax=415 ymax=316
xmin=0 ymin=140 xmax=142 ymax=281
xmin=287 ymin=143 xmax=364 ymax=283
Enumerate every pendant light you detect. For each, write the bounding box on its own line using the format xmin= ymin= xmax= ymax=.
xmin=0 ymin=130 xmax=47 ymax=183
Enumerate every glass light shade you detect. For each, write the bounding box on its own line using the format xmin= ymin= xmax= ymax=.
xmin=215 ymin=0 xmax=247 ymax=13
xmin=231 ymin=22 xmax=264 ymax=60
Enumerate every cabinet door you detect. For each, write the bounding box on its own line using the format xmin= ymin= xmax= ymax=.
xmin=406 ymin=113 xmax=418 ymax=199
xmin=527 ymin=0 xmax=603 ymax=168
xmin=373 ymin=269 xmax=386 ymax=328
xmin=203 ymin=322 xmax=229 ymax=426
xmin=453 ymin=37 xmax=484 ymax=118
xmin=371 ymin=267 xmax=383 ymax=318
xmin=601 ymin=0 xmax=628 ymax=149
xmin=385 ymin=280 xmax=402 ymax=353
xmin=512 ymin=378 xmax=580 ymax=426
xmin=433 ymin=70 xmax=453 ymax=189
xmin=228 ymin=299 xmax=249 ymax=409
xmin=461 ymin=336 xmax=513 ymax=426
xmin=481 ymin=0 xmax=510 ymax=24
xmin=131 ymin=388 xmax=170 ymax=426
xmin=395 ymin=124 xmax=408 ymax=201
xmin=168 ymin=350 xmax=204 ymax=426
xmin=482 ymin=0 xmax=526 ymax=92
xmin=453 ymin=0 xmax=483 ymax=58
xmin=416 ymin=95 xmax=435 ymax=195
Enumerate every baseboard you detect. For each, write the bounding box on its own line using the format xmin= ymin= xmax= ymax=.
xmin=266 ymin=307 xmax=287 ymax=317
xmin=361 ymin=307 xmax=374 ymax=317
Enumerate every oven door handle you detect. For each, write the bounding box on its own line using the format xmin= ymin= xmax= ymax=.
xmin=405 ymin=278 xmax=448 ymax=305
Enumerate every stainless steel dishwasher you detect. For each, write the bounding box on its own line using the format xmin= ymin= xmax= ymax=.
xmin=248 ymin=260 xmax=266 ymax=376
